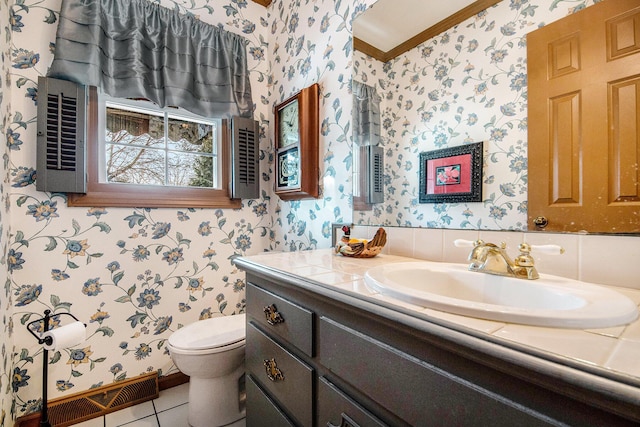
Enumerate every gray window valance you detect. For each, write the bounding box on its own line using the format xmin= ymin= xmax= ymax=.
xmin=352 ymin=81 xmax=381 ymax=146
xmin=48 ymin=0 xmax=253 ymax=118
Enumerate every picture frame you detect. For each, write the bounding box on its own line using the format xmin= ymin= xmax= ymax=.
xmin=419 ymin=142 xmax=483 ymax=203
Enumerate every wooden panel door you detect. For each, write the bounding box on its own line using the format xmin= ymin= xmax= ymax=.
xmin=528 ymin=0 xmax=640 ymax=233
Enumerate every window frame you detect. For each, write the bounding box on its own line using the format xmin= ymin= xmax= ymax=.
xmin=68 ymin=87 xmax=241 ymax=208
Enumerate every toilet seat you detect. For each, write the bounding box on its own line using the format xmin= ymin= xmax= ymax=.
xmin=168 ymin=313 xmax=246 ymax=351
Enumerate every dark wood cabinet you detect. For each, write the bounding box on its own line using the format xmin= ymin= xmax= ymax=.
xmin=246 ymin=375 xmax=296 ymax=427
xmin=317 ymin=377 xmax=386 ymax=427
xmin=240 ymin=265 xmax=640 ymax=427
xmin=246 ymin=324 xmax=313 ymax=426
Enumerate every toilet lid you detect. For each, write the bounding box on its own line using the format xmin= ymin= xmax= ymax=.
xmin=168 ymin=314 xmax=246 ymax=350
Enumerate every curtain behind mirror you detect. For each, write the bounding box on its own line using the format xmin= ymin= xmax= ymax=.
xmin=48 ymin=0 xmax=253 ymax=118
xmin=352 ymin=80 xmax=381 ymax=147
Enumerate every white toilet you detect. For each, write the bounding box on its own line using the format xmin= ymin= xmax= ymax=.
xmin=167 ymin=313 xmax=246 ymax=427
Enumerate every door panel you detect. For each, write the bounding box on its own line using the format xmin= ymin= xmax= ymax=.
xmin=609 ymin=77 xmax=640 ymax=204
xmin=549 ymin=91 xmax=581 ymax=205
xmin=528 ymin=0 xmax=640 ymax=233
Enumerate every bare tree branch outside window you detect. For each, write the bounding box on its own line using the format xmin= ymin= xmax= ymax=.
xmin=105 ymin=105 xmax=218 ymax=188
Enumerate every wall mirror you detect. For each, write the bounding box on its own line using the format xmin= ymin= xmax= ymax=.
xmin=351 ymin=0 xmax=505 ymax=230
xmin=351 ymin=0 xmax=640 ymax=234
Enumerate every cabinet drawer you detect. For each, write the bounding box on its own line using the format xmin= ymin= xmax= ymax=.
xmin=319 ymin=316 xmax=552 ymax=427
xmin=247 ymin=322 xmax=313 ymax=427
xmin=247 ymin=282 xmax=314 ymax=356
xmin=247 ymin=374 xmax=296 ymax=427
xmin=318 ymin=377 xmax=387 ymax=427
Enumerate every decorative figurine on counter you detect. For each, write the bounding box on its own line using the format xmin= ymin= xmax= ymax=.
xmin=335 ymin=226 xmax=387 ymax=258
xmin=334 ymin=225 xmax=350 ymax=254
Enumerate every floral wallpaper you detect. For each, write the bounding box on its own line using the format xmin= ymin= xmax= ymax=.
xmin=6 ymin=0 xmax=274 ymax=420
xmin=1 ymin=0 xmax=15 ymax=424
xmin=0 ymin=0 xmax=607 ymax=424
xmin=268 ymin=0 xmax=374 ymax=251
xmin=353 ymin=0 xmax=600 ymax=230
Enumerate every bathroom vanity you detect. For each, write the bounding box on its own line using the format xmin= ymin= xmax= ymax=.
xmin=234 ymin=250 xmax=640 ymax=426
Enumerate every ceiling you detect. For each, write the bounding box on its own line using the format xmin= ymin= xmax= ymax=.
xmin=353 ymin=0 xmax=502 ymax=62
xmin=353 ymin=0 xmax=476 ymax=52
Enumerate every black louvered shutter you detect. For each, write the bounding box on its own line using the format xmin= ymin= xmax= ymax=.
xmin=230 ymin=116 xmax=260 ymax=199
xmin=363 ymin=145 xmax=384 ymax=204
xmin=36 ymin=76 xmax=87 ymax=193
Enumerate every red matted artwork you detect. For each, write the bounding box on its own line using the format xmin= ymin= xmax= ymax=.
xmin=419 ymin=142 xmax=483 ymax=203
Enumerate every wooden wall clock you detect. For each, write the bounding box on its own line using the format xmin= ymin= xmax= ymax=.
xmin=274 ymin=83 xmax=319 ymax=200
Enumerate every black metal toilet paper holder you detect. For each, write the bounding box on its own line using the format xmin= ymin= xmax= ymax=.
xmin=26 ymin=310 xmax=84 ymax=427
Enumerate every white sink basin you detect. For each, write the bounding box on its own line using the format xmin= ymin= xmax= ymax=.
xmin=364 ymin=262 xmax=639 ymax=328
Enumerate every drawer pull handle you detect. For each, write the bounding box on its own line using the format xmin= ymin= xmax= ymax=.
xmin=328 ymin=413 xmax=359 ymax=427
xmin=263 ymin=304 xmax=285 ymax=325
xmin=263 ymin=358 xmax=285 ymax=382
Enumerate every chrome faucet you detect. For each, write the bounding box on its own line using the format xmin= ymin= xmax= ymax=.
xmin=455 ymin=239 xmax=564 ymax=280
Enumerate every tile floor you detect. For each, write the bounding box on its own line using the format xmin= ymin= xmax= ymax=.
xmin=71 ymin=383 xmax=246 ymax=427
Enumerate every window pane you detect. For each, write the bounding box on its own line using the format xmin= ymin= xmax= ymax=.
xmin=167 ymin=116 xmax=215 ymax=153
xmin=106 ymin=145 xmax=165 ymax=186
xmin=106 ymin=107 xmax=164 ymax=147
xmin=168 ymin=152 xmax=216 ymax=188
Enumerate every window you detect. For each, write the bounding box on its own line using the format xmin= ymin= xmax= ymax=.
xmin=46 ymin=1 xmax=256 ymax=208
xmin=68 ymin=87 xmax=241 ymax=208
xmin=102 ymin=97 xmax=222 ymax=189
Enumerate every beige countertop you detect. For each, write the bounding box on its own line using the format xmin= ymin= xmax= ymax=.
xmin=239 ymin=248 xmax=640 ymax=386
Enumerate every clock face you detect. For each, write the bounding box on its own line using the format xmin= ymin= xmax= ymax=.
xmin=278 ymin=99 xmax=299 ymax=147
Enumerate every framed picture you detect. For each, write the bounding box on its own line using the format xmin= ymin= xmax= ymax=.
xmin=419 ymin=142 xmax=483 ymax=203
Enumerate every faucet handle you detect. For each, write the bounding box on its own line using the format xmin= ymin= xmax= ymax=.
xmin=454 ymin=239 xmax=488 ymax=248
xmin=454 ymin=239 xmax=476 ymax=248
xmin=529 ymin=244 xmax=565 ymax=255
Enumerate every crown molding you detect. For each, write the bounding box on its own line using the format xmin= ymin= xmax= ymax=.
xmin=355 ymin=0 xmax=501 ymax=62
